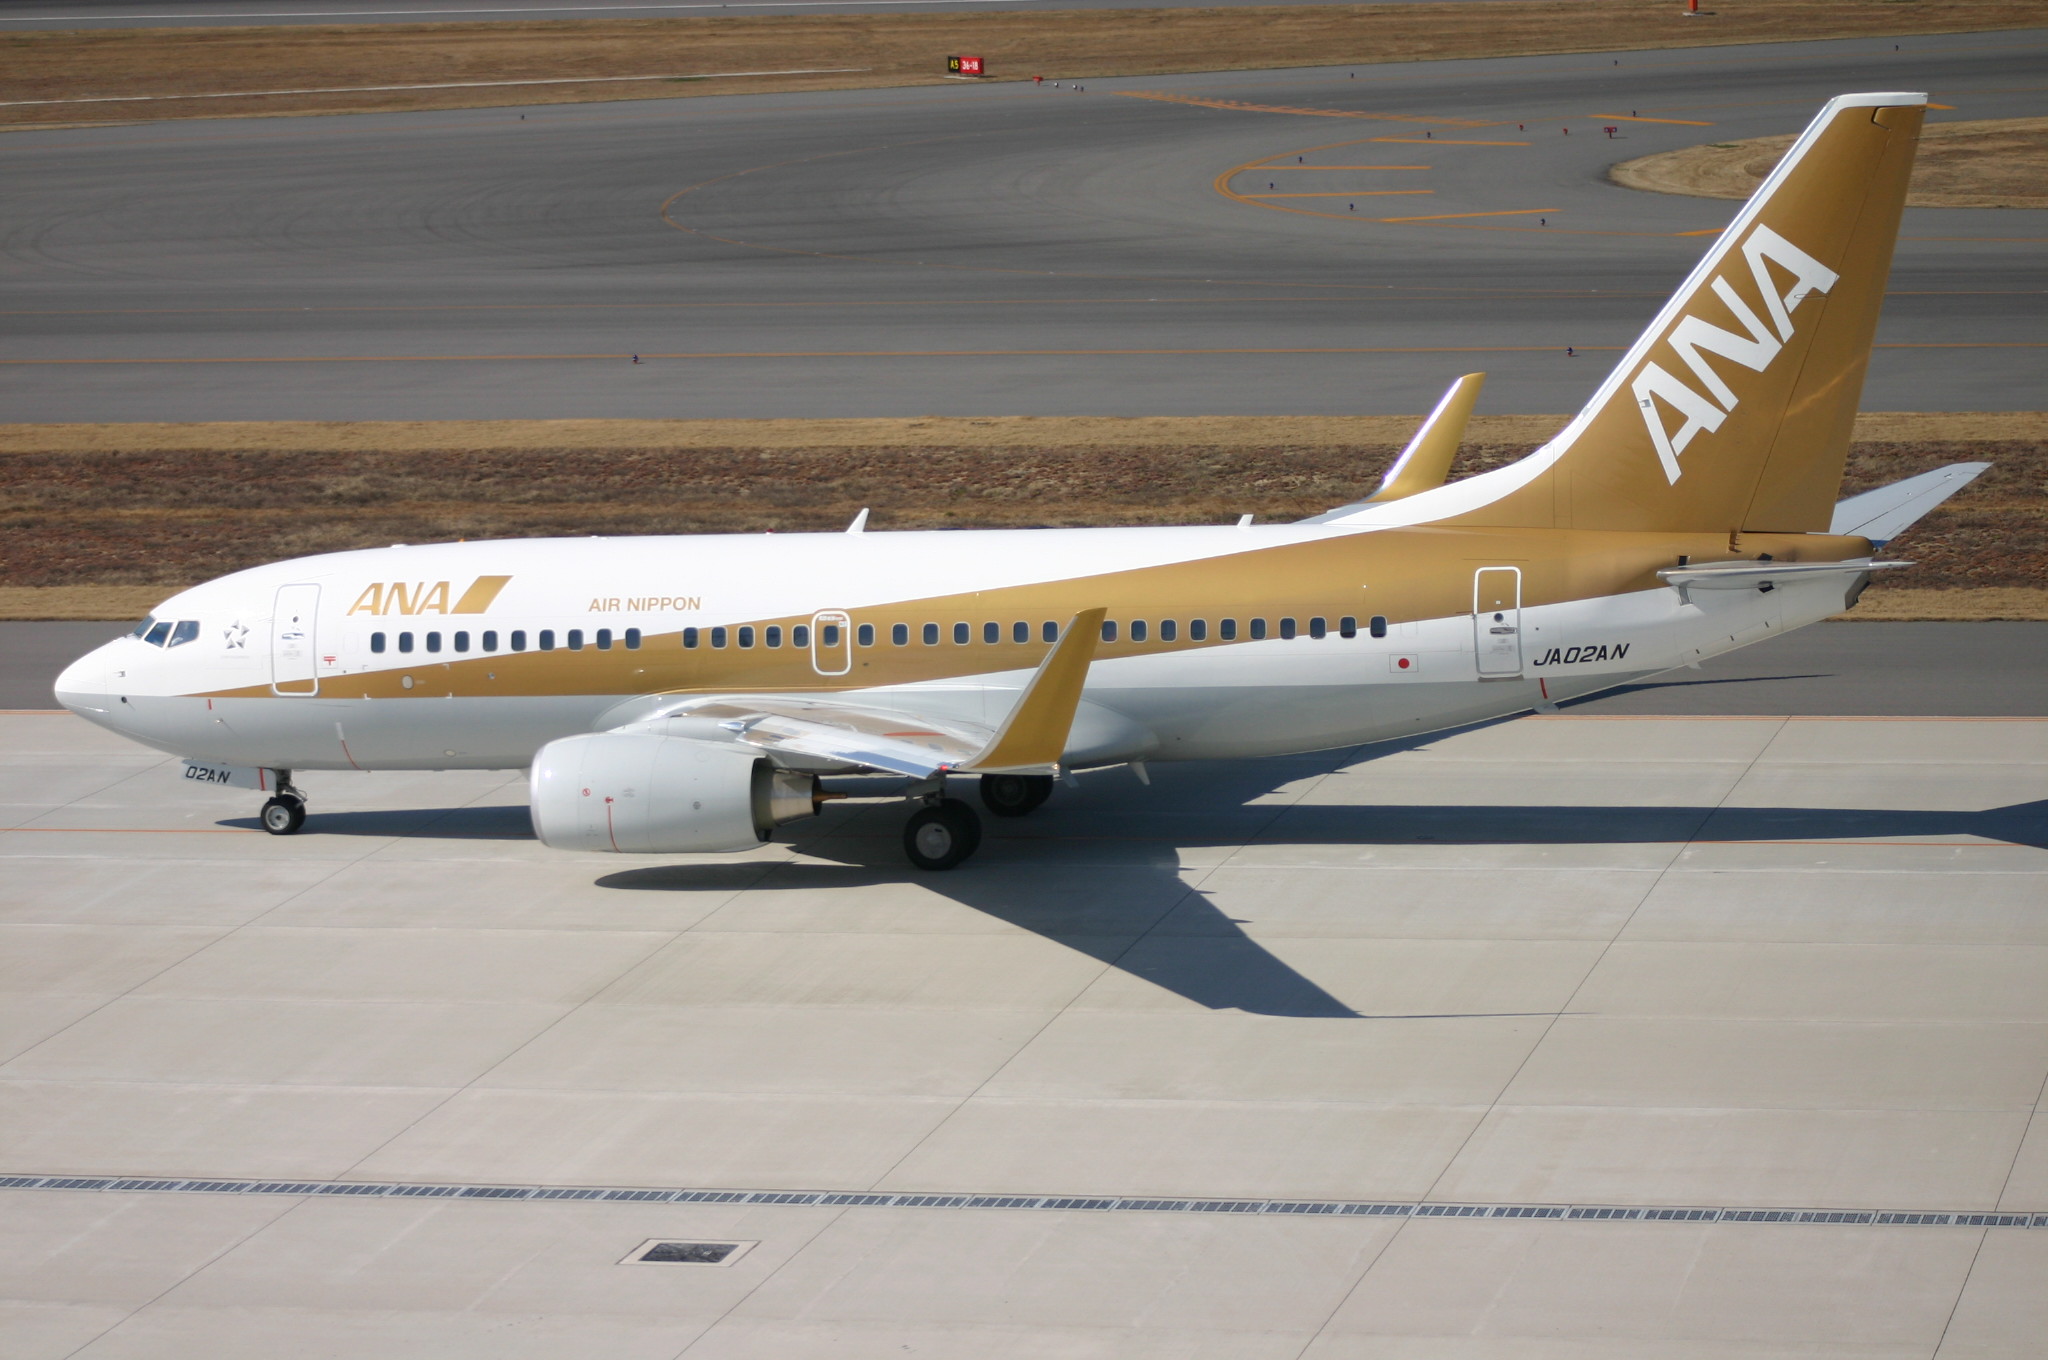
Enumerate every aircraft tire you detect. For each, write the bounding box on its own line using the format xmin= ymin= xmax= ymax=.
xmin=903 ymin=798 xmax=981 ymax=870
xmin=978 ymin=773 xmax=1053 ymax=818
xmin=261 ymin=794 xmax=306 ymax=836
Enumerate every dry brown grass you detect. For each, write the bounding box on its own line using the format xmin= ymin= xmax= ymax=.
xmin=3 ymin=0 xmax=2042 ymax=128
xmin=2 ymin=413 xmax=2039 ymax=619
xmin=1611 ymin=116 xmax=2048 ymax=209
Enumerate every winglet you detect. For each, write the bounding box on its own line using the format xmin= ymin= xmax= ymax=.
xmin=1374 ymin=371 xmax=1484 ymax=502
xmin=1299 ymin=373 xmax=1482 ymax=522
xmin=959 ymin=608 xmax=1105 ymax=773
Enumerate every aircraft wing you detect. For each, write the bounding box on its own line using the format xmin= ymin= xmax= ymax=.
xmin=625 ymin=607 xmax=1108 ymax=779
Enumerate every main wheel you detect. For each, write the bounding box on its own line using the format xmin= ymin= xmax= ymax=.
xmin=260 ymin=795 xmax=306 ymax=836
xmin=903 ymin=798 xmax=982 ymax=870
xmin=979 ymin=773 xmax=1053 ymax=818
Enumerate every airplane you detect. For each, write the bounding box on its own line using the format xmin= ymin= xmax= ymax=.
xmin=56 ymin=91 xmax=1987 ymax=871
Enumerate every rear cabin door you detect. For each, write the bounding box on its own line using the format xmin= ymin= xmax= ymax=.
xmin=811 ymin=610 xmax=852 ymax=677
xmin=270 ymin=584 xmax=320 ymax=695
xmin=1472 ymin=567 xmax=1523 ymax=678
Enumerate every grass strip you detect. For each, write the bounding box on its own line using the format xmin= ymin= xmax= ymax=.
xmin=4 ymin=0 xmax=2043 ymax=127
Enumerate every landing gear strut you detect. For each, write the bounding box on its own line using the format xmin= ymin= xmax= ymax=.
xmin=259 ymin=772 xmax=306 ymax=836
xmin=903 ymin=797 xmax=981 ymax=871
xmin=978 ymin=773 xmax=1053 ymax=818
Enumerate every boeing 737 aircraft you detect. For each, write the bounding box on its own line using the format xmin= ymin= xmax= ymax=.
xmin=57 ymin=92 xmax=1986 ymax=870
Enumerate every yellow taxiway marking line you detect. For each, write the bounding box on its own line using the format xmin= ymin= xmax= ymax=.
xmin=1375 ymin=207 xmax=1559 ymax=223
xmin=1119 ymin=91 xmax=1489 ymax=126
xmin=1366 ymin=136 xmax=1529 ymax=146
xmin=1243 ymin=191 xmax=1433 ymax=199
xmin=0 ymin=346 xmax=1644 ymax=364
xmin=1590 ymin=113 xmax=1715 ymax=125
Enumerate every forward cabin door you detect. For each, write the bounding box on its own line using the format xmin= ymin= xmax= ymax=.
xmin=811 ymin=610 xmax=852 ymax=677
xmin=1472 ymin=567 xmax=1523 ymax=679
xmin=270 ymin=584 xmax=320 ymax=696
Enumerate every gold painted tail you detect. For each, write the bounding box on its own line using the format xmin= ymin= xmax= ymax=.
xmin=1455 ymin=93 xmax=1926 ymax=534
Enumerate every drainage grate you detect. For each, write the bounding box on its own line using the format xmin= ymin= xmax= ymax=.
xmin=621 ymin=1238 xmax=759 ymax=1267
xmin=5 ymin=1174 xmax=2037 ymax=1231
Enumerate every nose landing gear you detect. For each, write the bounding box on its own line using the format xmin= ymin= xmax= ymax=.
xmin=259 ymin=772 xmax=307 ymax=835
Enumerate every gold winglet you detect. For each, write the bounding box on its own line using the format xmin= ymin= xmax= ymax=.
xmin=959 ymin=607 xmax=1106 ymax=774
xmin=1370 ymin=372 xmax=1484 ymax=502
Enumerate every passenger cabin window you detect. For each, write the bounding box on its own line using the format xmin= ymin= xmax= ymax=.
xmin=426 ymin=632 xmax=442 ymax=653
xmin=983 ymin=621 xmax=999 ymax=644
xmin=624 ymin=628 xmax=641 ymax=650
xmin=1130 ymin=620 xmax=1148 ymax=643
xmin=1220 ymin=619 xmax=1237 ymax=641
xmin=764 ymin=626 xmax=782 ymax=648
xmin=1160 ymin=620 xmax=1177 ymax=642
xmin=683 ymin=627 xmax=699 ymax=649
xmin=483 ymin=630 xmax=499 ymax=650
xmin=891 ymin=623 xmax=908 ymax=646
xmin=923 ymin=623 xmax=939 ymax=646
xmin=1340 ymin=617 xmax=1357 ymax=639
xmin=1370 ymin=615 xmax=1389 ymax=639
xmin=510 ymin=630 xmax=528 ymax=651
xmin=953 ymin=623 xmax=970 ymax=645
xmin=737 ymin=627 xmax=754 ymax=649
xmin=710 ymin=627 xmax=727 ymax=649
xmin=1190 ymin=619 xmax=1207 ymax=641
xmin=1251 ymin=619 xmax=1268 ymax=640
xmin=399 ymin=632 xmax=415 ymax=653
xmin=371 ymin=632 xmax=387 ymax=654
xmin=1278 ymin=618 xmax=1296 ymax=641
xmin=1100 ymin=620 xmax=1118 ymax=643
xmin=595 ymin=628 xmax=612 ymax=650
xmin=857 ymin=623 xmax=875 ymax=647
xmin=793 ymin=625 xmax=811 ymax=648
xmin=454 ymin=630 xmax=471 ymax=653
xmin=567 ymin=629 xmax=584 ymax=651
xmin=1309 ymin=617 xmax=1327 ymax=640
xmin=539 ymin=630 xmax=555 ymax=651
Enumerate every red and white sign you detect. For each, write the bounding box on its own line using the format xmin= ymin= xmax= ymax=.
xmin=947 ymin=55 xmax=985 ymax=76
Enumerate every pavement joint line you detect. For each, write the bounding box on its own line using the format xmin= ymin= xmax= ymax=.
xmin=0 ymin=69 xmax=872 ymax=108
xmin=4 ymin=1175 xmax=2040 ymax=1226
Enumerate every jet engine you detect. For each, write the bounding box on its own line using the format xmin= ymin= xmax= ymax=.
xmin=529 ymin=731 xmax=820 ymax=853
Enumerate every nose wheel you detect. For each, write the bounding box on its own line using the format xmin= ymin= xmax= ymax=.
xmin=259 ymin=773 xmax=307 ymax=835
xmin=903 ymin=798 xmax=981 ymax=870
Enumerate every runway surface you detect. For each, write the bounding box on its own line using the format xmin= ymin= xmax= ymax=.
xmin=0 ymin=0 xmax=1510 ymax=29
xmin=3 ymin=31 xmax=2043 ymax=420
xmin=10 ymin=620 xmax=2048 ymax=713
xmin=3 ymin=696 xmax=2044 ymax=1354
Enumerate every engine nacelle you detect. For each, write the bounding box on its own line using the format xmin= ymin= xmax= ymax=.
xmin=529 ymin=732 xmax=819 ymax=853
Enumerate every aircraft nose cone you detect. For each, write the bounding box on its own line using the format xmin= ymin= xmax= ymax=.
xmin=53 ymin=645 xmax=113 ymax=715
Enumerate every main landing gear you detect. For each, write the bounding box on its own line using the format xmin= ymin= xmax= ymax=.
xmin=259 ymin=772 xmax=307 ymax=836
xmin=901 ymin=774 xmax=1056 ymax=870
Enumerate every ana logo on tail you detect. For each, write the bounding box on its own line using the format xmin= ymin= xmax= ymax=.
xmin=1632 ymin=225 xmax=1839 ymax=484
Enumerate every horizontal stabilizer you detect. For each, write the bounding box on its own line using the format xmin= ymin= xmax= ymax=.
xmin=1658 ymin=558 xmax=1908 ymax=603
xmin=1829 ymin=462 xmax=1989 ymax=546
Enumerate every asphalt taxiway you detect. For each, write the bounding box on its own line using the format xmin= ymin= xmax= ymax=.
xmin=2 ymin=31 xmax=2042 ymax=421
xmin=4 ymin=669 xmax=2045 ymax=1354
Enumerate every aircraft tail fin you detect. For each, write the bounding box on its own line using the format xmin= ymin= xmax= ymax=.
xmin=1450 ymin=92 xmax=1926 ymax=534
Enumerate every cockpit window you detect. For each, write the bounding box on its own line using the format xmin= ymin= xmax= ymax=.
xmin=131 ymin=617 xmax=156 ymax=639
xmin=143 ymin=621 xmax=172 ymax=647
xmin=167 ymin=620 xmax=200 ymax=648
